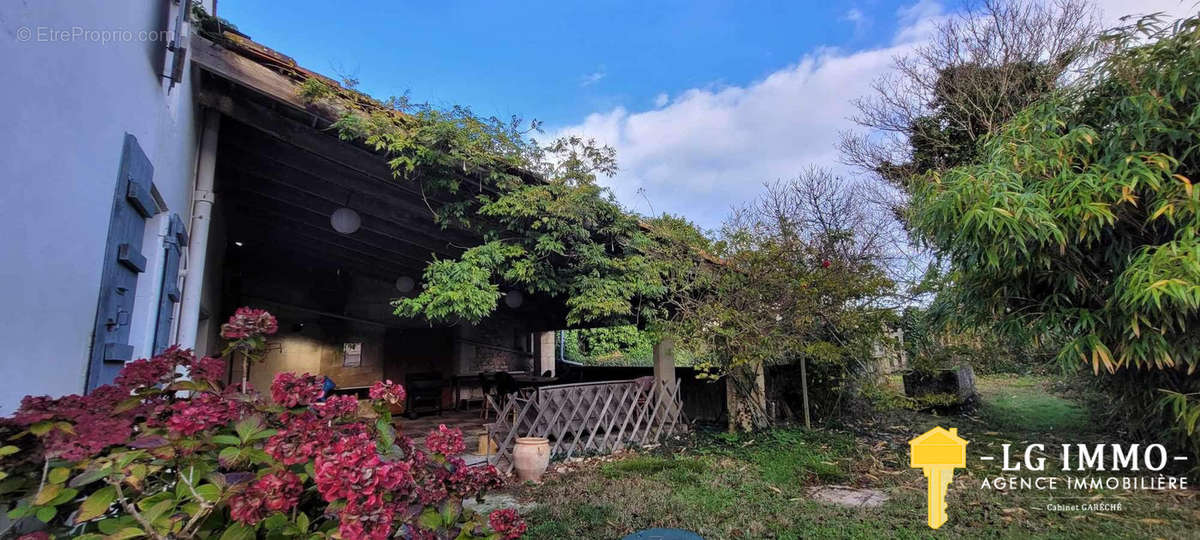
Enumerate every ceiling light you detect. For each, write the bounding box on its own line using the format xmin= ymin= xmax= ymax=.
xmin=330 ymin=207 xmax=361 ymax=234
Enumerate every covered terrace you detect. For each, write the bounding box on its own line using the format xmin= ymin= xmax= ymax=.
xmin=185 ymin=30 xmax=683 ymax=468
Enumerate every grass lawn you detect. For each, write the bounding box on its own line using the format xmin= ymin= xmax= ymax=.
xmin=513 ymin=375 xmax=1200 ymax=539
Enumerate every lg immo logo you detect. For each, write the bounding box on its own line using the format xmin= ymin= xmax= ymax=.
xmin=909 ymin=427 xmax=968 ymax=529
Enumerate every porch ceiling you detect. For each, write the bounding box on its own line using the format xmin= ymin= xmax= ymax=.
xmin=191 ymin=34 xmax=585 ymax=331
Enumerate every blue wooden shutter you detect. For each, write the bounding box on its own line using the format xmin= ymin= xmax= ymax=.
xmin=87 ymin=134 xmax=157 ymax=391
xmin=152 ymin=214 xmax=187 ymax=354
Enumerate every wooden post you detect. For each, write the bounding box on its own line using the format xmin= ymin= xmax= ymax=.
xmin=800 ymin=356 xmax=811 ymax=429
xmin=535 ymin=331 xmax=556 ymax=376
xmin=653 ymin=337 xmax=676 ymax=397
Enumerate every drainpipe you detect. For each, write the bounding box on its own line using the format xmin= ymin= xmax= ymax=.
xmin=177 ymin=111 xmax=220 ymax=350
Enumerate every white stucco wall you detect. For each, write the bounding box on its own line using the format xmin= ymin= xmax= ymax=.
xmin=0 ymin=1 xmax=204 ymax=413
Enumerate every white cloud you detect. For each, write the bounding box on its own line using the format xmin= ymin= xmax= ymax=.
xmin=580 ymin=70 xmax=606 ymax=87
xmin=841 ymin=8 xmax=869 ymax=33
xmin=546 ymin=0 xmax=1194 ymax=230
xmin=1095 ymin=0 xmax=1189 ymax=25
xmin=544 ymin=7 xmax=932 ymax=229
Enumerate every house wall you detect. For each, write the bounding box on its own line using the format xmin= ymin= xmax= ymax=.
xmin=0 ymin=2 xmax=208 ymax=413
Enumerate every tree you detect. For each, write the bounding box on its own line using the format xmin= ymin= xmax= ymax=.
xmin=665 ymin=169 xmax=895 ymax=430
xmin=842 ymin=0 xmax=1100 ymax=193
xmin=839 ymin=0 xmax=1103 ymax=368
xmin=907 ymin=14 xmax=1200 ymax=460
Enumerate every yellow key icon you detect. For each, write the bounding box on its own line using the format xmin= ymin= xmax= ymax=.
xmin=909 ymin=427 xmax=968 ymax=529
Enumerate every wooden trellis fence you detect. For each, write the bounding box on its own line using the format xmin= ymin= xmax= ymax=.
xmin=486 ymin=379 xmax=685 ymax=473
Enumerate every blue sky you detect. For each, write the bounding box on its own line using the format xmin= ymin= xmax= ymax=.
xmin=219 ymin=1 xmax=914 ymax=126
xmin=218 ymin=0 xmax=1178 ymax=229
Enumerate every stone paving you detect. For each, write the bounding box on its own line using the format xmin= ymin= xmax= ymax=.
xmin=805 ymin=485 xmax=890 ymax=508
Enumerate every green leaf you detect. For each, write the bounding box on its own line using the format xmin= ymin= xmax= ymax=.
xmin=47 ymin=486 xmax=77 ymax=506
xmin=34 ymin=483 xmax=61 ymax=505
xmin=376 ymin=418 xmax=397 ymax=448
xmin=48 ymin=466 xmax=70 ymax=484
xmin=211 ymin=434 xmax=242 ymax=446
xmin=219 ymin=522 xmax=257 ymax=540
xmin=0 ymin=445 xmax=20 ymax=457
xmin=246 ymin=428 xmax=276 ymax=442
xmin=234 ymin=415 xmax=265 ymax=443
xmin=218 ymin=446 xmax=242 ymax=466
xmin=418 ymin=507 xmax=444 ymax=529
xmin=440 ymin=498 xmax=462 ymax=525
xmin=30 ymin=421 xmax=54 ymax=436
xmin=0 ymin=476 xmax=25 ymax=495
xmin=76 ymin=485 xmax=117 ymax=522
xmin=262 ymin=512 xmax=288 ymax=531
xmin=194 ymin=483 xmax=221 ymax=503
xmin=35 ymin=505 xmax=56 ymax=523
xmin=112 ymin=396 xmax=144 ymax=415
xmin=70 ymin=465 xmax=112 ymax=488
xmin=141 ymin=499 xmax=174 ymax=524
xmin=8 ymin=503 xmax=30 ymax=519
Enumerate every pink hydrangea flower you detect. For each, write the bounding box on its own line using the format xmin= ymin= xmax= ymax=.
xmin=424 ymin=424 xmax=465 ymax=456
xmin=488 ymin=508 xmax=527 ymax=540
xmin=220 ymin=307 xmax=278 ymax=340
xmin=368 ymin=379 xmax=406 ymax=405
xmin=11 ymin=385 xmax=134 ymax=460
xmin=228 ymin=489 xmax=268 ymax=525
xmin=313 ymin=432 xmax=413 ymax=513
xmin=189 ymin=356 xmax=226 ymax=384
xmin=315 ymin=394 xmax=360 ymax=419
xmin=264 ymin=412 xmax=330 ymax=465
xmin=270 ymin=372 xmax=323 ymax=408
xmin=257 ymin=470 xmax=302 ymax=512
xmin=113 ymin=356 xmax=174 ymax=389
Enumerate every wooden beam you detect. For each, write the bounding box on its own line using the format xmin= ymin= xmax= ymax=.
xmin=231 ymin=239 xmax=420 ymax=284
xmin=224 ymin=188 xmax=447 ymax=267
xmin=217 ymin=144 xmax=475 ymax=247
xmin=197 ymin=86 xmax=405 ymax=194
xmin=191 ymin=35 xmax=332 ymax=121
xmin=229 ymin=211 xmax=425 ymax=274
xmin=220 ymin=164 xmax=462 ymax=256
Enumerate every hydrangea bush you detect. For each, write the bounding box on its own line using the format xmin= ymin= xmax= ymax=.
xmin=0 ymin=308 xmax=524 ymax=539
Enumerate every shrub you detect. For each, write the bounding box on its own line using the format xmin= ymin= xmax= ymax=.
xmin=0 ymin=308 xmax=523 ymax=540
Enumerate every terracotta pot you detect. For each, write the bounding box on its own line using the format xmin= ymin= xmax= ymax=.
xmin=513 ymin=437 xmax=550 ymax=482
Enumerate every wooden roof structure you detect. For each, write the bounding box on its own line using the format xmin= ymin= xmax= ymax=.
xmin=189 ymin=30 xmax=571 ymax=329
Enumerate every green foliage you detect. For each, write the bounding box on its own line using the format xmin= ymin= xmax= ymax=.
xmin=560 ymin=326 xmax=702 ymax=366
xmin=911 ymin=14 xmax=1200 ymax=374
xmin=896 ymin=61 xmax=1062 ymax=188
xmin=908 ymin=14 xmax=1200 ymax=463
xmin=314 ymin=79 xmax=681 ymax=327
xmin=859 ymin=377 xmax=916 ymax=411
xmin=910 ymin=392 xmax=961 ymax=410
xmin=663 ymin=172 xmax=895 ymax=427
xmin=901 ymin=306 xmax=1055 ymax=375
xmin=296 ymin=78 xmax=336 ymax=102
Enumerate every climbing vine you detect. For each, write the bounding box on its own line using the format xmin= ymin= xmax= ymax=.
xmin=291 ymin=75 xmax=685 ymax=328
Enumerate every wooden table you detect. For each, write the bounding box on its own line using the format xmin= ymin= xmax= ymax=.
xmin=512 ymin=374 xmax=559 ymax=388
xmin=451 ymin=372 xmax=559 ymax=410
